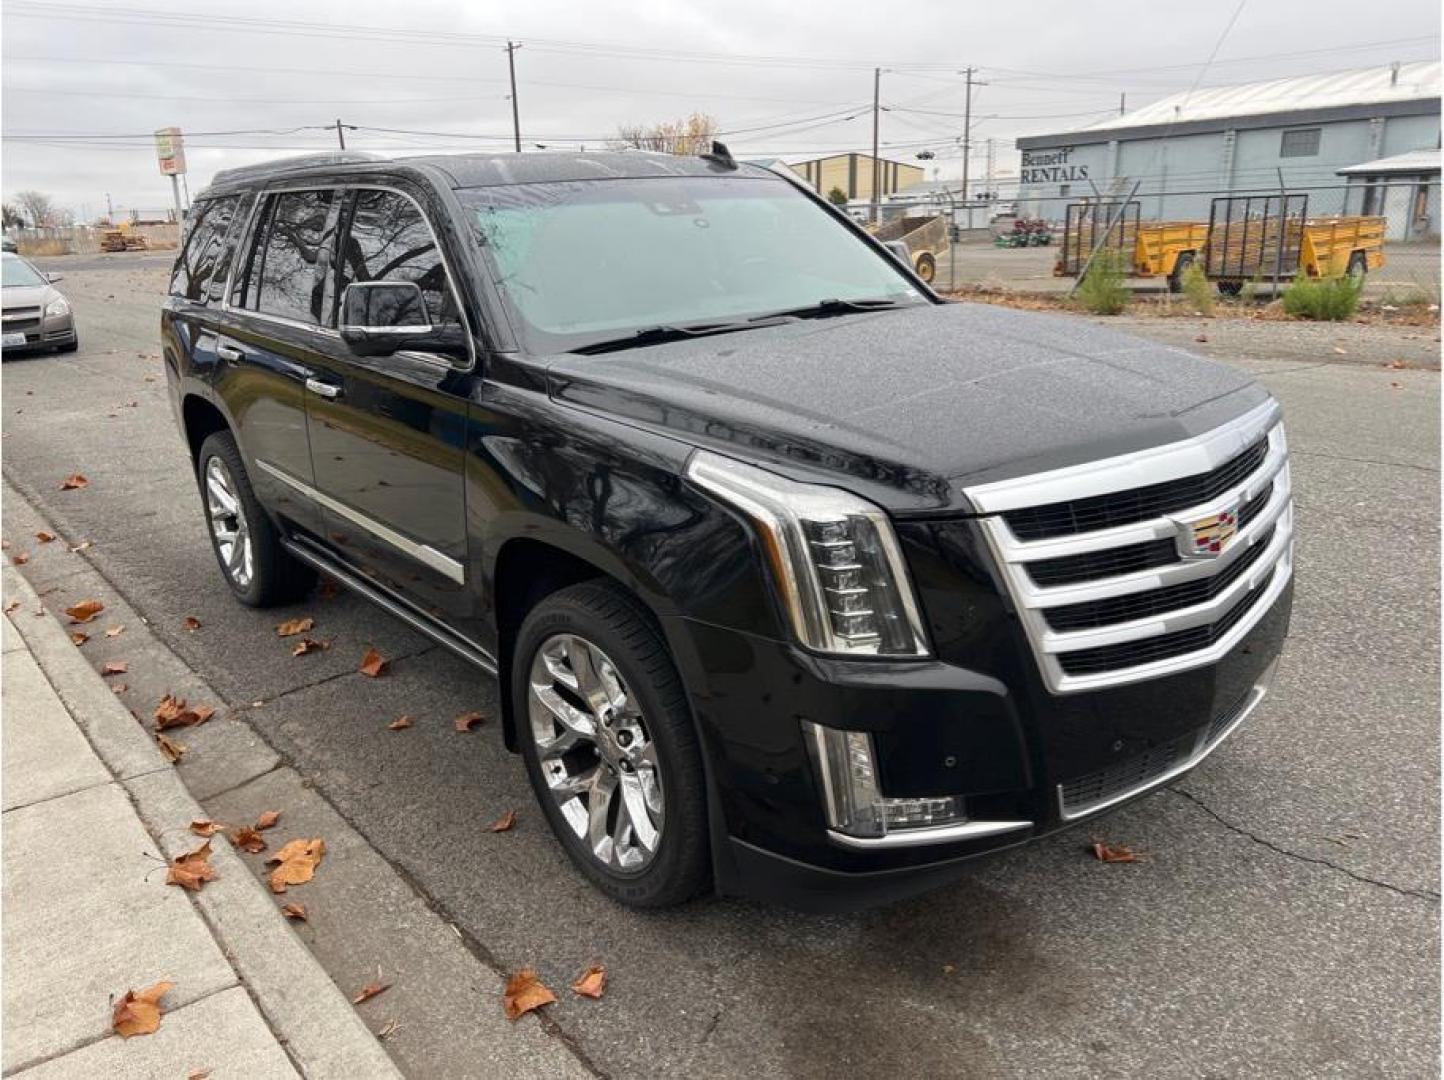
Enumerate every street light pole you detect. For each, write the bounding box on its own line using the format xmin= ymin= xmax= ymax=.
xmin=870 ymin=66 xmax=881 ymax=224
xmin=506 ymin=41 xmax=523 ymax=153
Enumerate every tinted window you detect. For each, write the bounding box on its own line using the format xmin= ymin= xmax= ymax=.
xmin=336 ymin=190 xmax=454 ymax=326
xmin=204 ymin=192 xmax=254 ymax=303
xmin=248 ymin=190 xmax=335 ymax=323
xmin=168 ymin=196 xmax=239 ymax=302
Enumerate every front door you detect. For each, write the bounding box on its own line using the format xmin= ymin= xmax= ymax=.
xmin=305 ymin=186 xmax=476 ymax=632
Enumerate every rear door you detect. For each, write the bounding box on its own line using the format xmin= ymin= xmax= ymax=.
xmin=304 ymin=184 xmax=476 ymax=630
xmin=211 ymin=188 xmax=340 ymax=538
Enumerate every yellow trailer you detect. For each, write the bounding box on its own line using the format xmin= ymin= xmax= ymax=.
xmin=1056 ymin=202 xmax=1208 ymax=292
xmin=1205 ymin=195 xmax=1385 ymax=294
xmin=1300 ymin=215 xmax=1386 ymax=278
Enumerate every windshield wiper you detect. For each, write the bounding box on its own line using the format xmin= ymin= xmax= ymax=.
xmin=570 ymin=319 xmax=778 ymax=356
xmin=749 ymin=297 xmax=912 ymax=322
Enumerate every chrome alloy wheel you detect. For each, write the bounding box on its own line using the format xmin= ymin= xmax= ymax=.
xmin=527 ymin=633 xmax=664 ymax=873
xmin=204 ymin=456 xmax=253 ymax=590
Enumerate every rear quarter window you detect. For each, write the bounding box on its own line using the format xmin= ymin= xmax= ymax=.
xmin=168 ymin=195 xmax=241 ymax=302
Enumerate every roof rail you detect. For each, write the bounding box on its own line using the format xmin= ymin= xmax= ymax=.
xmin=208 ymin=151 xmax=387 ymax=190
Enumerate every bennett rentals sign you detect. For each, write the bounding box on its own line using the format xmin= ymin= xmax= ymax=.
xmin=1021 ymin=147 xmax=1087 ymax=184
xmin=155 ymin=127 xmax=186 ymax=176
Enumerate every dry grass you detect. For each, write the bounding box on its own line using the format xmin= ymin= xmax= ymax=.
xmin=17 ymin=239 xmax=71 ymax=257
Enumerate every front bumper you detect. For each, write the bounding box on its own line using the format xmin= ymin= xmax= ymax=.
xmin=664 ymin=577 xmax=1291 ymax=912
xmin=1 ymin=311 xmax=75 ymax=351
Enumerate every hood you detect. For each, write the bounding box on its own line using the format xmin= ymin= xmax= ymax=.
xmin=545 ymin=301 xmax=1268 ymax=514
xmin=1 ymin=284 xmax=56 ymax=310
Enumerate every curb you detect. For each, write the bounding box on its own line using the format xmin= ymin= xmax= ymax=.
xmin=3 ymin=564 xmax=402 ymax=1080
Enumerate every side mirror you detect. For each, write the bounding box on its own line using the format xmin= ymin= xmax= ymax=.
xmin=339 ymin=281 xmax=467 ymax=362
xmin=45 ymin=272 xmax=63 ymax=283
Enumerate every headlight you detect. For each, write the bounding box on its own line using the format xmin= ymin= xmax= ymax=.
xmin=685 ymin=450 xmax=929 ymax=657
xmin=45 ymin=297 xmax=70 ymax=317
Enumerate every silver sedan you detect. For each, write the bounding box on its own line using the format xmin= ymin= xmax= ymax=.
xmin=2 ymin=252 xmax=77 ymax=355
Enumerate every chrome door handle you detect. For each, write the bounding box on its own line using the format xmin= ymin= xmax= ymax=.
xmin=216 ymin=343 xmax=244 ymax=362
xmin=305 ymin=377 xmax=343 ymax=400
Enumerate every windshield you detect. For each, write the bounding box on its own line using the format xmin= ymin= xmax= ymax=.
xmin=460 ymin=175 xmax=923 ymax=354
xmin=2 ymin=257 xmax=45 ymax=289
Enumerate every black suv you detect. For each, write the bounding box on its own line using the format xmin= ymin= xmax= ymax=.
xmin=163 ymin=149 xmax=1293 ymax=910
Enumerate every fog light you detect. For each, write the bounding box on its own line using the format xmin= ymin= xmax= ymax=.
xmin=802 ymin=720 xmax=963 ymax=838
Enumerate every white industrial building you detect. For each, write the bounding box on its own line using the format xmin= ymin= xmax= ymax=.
xmin=1015 ymin=61 xmax=1441 ymax=237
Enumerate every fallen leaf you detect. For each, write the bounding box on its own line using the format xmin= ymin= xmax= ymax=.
xmin=229 ymin=826 xmax=267 ymax=854
xmin=1332 ymin=346 xmax=1347 ymax=355
xmin=281 ymin=902 xmax=307 ymax=921
xmin=266 ymin=837 xmax=326 ymax=893
xmin=1386 ymin=358 xmax=1409 ymax=370
xmin=503 ymin=969 xmax=557 ymax=1021
xmin=101 ymin=660 xmax=128 ymax=677
xmin=112 ymin=683 xmax=129 ymax=694
xmin=454 ymin=710 xmax=485 ymax=732
xmin=166 ymin=840 xmax=218 ymax=891
xmin=70 ymin=631 xmax=90 ymax=647
xmin=1193 ymin=333 xmax=1208 ymax=343
xmin=189 ymin=820 xmax=224 ymax=837
xmin=275 ymin=616 xmax=314 ymax=637
xmin=35 ymin=531 xmax=55 ymax=543
xmin=59 ymin=474 xmax=88 ymax=491
xmin=490 ymin=809 xmax=518 ymax=833
xmin=183 ymin=616 xmax=201 ymax=631
xmin=375 ymin=1019 xmax=400 ymax=1041
xmin=65 ymin=598 xmax=105 ymax=623
xmin=290 ymin=637 xmax=329 ymax=656
xmin=1390 ymin=381 xmax=1404 ymax=390
xmin=255 ymin=810 xmax=281 ymax=831
xmin=11 ymin=552 xmax=29 ymax=565
xmin=105 ymin=625 xmax=125 ymax=637
xmin=111 ymin=980 xmax=174 ymax=1038
xmin=3 ymin=599 xmax=19 ymax=614
xmin=70 ymin=540 xmax=93 ymax=553
xmin=571 ymin=965 xmax=607 ymax=999
xmin=353 ymin=979 xmax=391 ymax=1005
xmin=387 ymin=715 xmax=414 ymax=731
xmin=358 ymin=647 xmax=388 ymax=678
xmin=318 ymin=577 xmax=340 ymax=601
xmin=156 ymin=733 xmax=186 ymax=762
xmin=187 ymin=1070 xmax=213 ymax=1080
xmin=1090 ymin=840 xmax=1143 ymax=863
xmin=153 ymin=694 xmax=216 ymax=731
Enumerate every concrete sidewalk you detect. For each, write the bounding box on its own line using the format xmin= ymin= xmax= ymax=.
xmin=1 ymin=565 xmax=401 ymax=1079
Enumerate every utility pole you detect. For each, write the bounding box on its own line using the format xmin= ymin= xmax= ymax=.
xmin=870 ymin=66 xmax=881 ymax=223
xmin=105 ymin=192 xmax=114 ymax=223
xmin=985 ymin=137 xmax=996 ymax=196
xmin=506 ymin=41 xmax=523 ymax=153
xmin=1119 ymin=91 xmax=1126 ymax=116
xmin=334 ymin=119 xmax=346 ymax=149
xmin=961 ymin=67 xmax=980 ymax=203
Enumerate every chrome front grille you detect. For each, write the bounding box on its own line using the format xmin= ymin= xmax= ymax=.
xmin=965 ymin=399 xmax=1294 ymax=694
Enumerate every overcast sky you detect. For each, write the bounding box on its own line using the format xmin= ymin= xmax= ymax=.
xmin=2 ymin=0 xmax=1439 ymax=220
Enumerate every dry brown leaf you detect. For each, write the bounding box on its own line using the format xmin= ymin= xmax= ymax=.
xmin=153 ymin=695 xmax=216 ymax=731
xmin=571 ymin=965 xmax=607 ymax=999
xmin=1091 ymin=840 xmax=1143 ymax=864
xmin=266 ymin=837 xmax=326 ymax=893
xmin=187 ymin=1070 xmax=213 ymax=1080
xmin=281 ymin=902 xmax=308 ymax=921
xmin=352 ymin=979 xmax=391 ymax=1005
xmin=183 ymin=616 xmax=202 ymax=631
xmin=490 ymin=809 xmax=518 ymax=833
xmin=59 ymin=473 xmax=88 ymax=491
xmin=503 ymin=969 xmax=557 ymax=1021
xmin=70 ymin=631 xmax=90 ymax=647
xmin=229 ymin=826 xmax=267 ymax=854
xmin=275 ymin=616 xmax=314 ymax=637
xmin=34 ymin=531 xmax=55 ymax=543
xmin=11 ymin=552 xmax=29 ymax=565
xmin=387 ymin=715 xmax=414 ymax=731
xmin=454 ymin=710 xmax=485 ymax=732
xmin=111 ymin=980 xmax=174 ymax=1038
xmin=4 ymin=599 xmax=20 ymax=613
xmin=290 ymin=637 xmax=329 ymax=656
xmin=255 ymin=810 xmax=281 ymax=831
xmin=166 ymin=840 xmax=218 ymax=892
xmin=65 ymin=598 xmax=104 ymax=623
xmin=156 ymin=733 xmax=186 ymax=762
xmin=189 ymin=819 xmax=224 ymax=837
xmin=105 ymin=624 xmax=125 ymax=638
xmin=358 ymin=647 xmax=388 ymax=678
xmin=101 ymin=661 xmax=128 ymax=677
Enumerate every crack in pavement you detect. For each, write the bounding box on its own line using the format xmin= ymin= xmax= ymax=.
xmin=1169 ymin=786 xmax=1440 ymax=902
xmin=1290 ymin=448 xmax=1442 ymax=475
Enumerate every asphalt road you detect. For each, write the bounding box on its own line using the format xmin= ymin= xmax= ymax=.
xmin=3 ymin=262 xmax=1439 ymax=1078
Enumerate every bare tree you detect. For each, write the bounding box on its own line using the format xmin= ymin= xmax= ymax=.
xmin=13 ymin=190 xmax=54 ymax=228
xmin=1 ymin=203 xmax=21 ymax=229
xmin=615 ymin=113 xmax=717 ymax=156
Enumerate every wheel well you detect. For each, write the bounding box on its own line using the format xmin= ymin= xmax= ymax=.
xmin=181 ymin=395 xmax=230 ymax=469
xmin=493 ymin=538 xmax=609 ymax=751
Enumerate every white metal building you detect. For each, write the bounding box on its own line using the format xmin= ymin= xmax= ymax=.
xmin=1338 ymin=148 xmax=1440 ymax=239
xmin=1015 ymin=62 xmax=1441 ymax=229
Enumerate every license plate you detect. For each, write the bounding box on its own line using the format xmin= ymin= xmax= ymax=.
xmin=2 ymin=332 xmax=27 ymax=348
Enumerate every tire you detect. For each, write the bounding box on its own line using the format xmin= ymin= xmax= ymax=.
xmin=196 ymin=430 xmax=315 ymax=607
xmin=1347 ymin=252 xmax=1368 ymax=284
xmin=514 ymin=581 xmax=709 ymax=908
xmin=914 ymin=252 xmax=936 ymax=283
xmin=1217 ymin=280 xmax=1243 ymax=297
xmin=1167 ymin=251 xmax=1195 ymax=294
